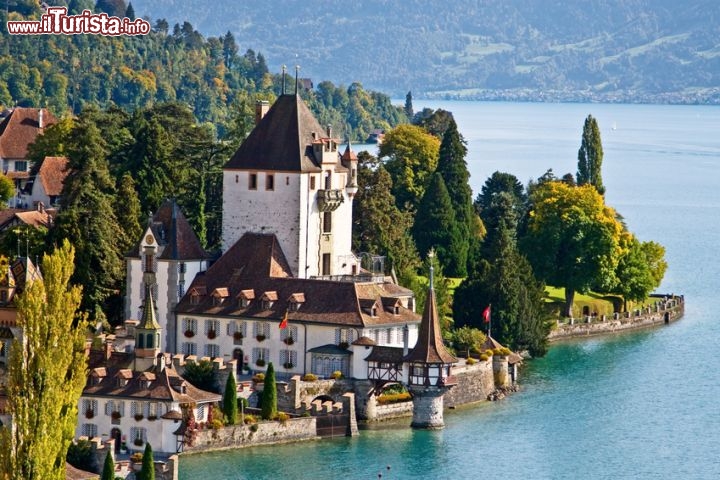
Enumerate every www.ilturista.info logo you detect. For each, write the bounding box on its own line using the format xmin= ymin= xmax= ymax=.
xmin=7 ymin=7 xmax=151 ymax=36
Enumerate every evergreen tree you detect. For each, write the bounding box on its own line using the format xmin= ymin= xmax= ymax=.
xmin=474 ymin=171 xmax=526 ymax=218
xmin=101 ymin=451 xmax=115 ymax=480
xmin=0 ymin=241 xmax=88 ymax=480
xmin=576 ymin=114 xmax=605 ymax=195
xmin=0 ymin=174 xmax=14 ymax=208
xmin=455 ymin=193 xmax=549 ymax=356
xmin=260 ymin=362 xmax=277 ymax=420
xmin=138 ymin=443 xmax=155 ymax=480
xmin=115 ymin=173 xmax=142 ymax=253
xmin=222 ymin=31 xmax=239 ymax=69
xmin=53 ymin=111 xmax=125 ymax=323
xmin=412 ymin=173 xmax=463 ymax=279
xmin=95 ymin=0 xmax=127 ymax=17
xmin=352 ymin=152 xmax=419 ymax=278
xmin=404 ymin=91 xmax=413 ymax=118
xmin=222 ymin=374 xmax=239 ymax=425
xmin=125 ymin=2 xmax=135 ymax=20
xmin=436 ymin=118 xmax=473 ymax=276
xmin=182 ymin=359 xmax=219 ymax=393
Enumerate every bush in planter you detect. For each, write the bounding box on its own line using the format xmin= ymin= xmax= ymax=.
xmin=184 ymin=329 xmax=195 ymax=338
xmin=147 ymin=415 xmax=157 ymax=421
xmin=207 ymin=329 xmax=217 ymax=339
xmin=111 ymin=411 xmax=122 ymax=420
xmin=283 ymin=336 xmax=294 ymax=345
xmin=133 ymin=438 xmax=144 ymax=447
xmin=243 ymin=414 xmax=257 ymax=424
xmin=233 ymin=331 xmax=244 ymax=341
xmin=252 ymin=373 xmax=265 ymax=383
xmin=283 ymin=362 xmax=294 ymax=369
xmin=255 ymin=358 xmax=266 ymax=367
xmin=255 ymin=334 xmax=266 ymax=342
xmin=275 ymin=412 xmax=290 ymax=425
xmin=130 ymin=452 xmax=143 ymax=463
xmin=302 ymin=373 xmax=318 ymax=382
xmin=85 ymin=409 xmax=94 ymax=419
xmin=330 ymin=370 xmax=343 ymax=380
xmin=338 ymin=341 xmax=349 ymax=349
xmin=479 ymin=353 xmax=489 ymax=361
xmin=134 ymin=413 xmax=144 ymax=421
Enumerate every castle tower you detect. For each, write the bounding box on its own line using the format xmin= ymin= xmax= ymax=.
xmin=403 ymin=252 xmax=457 ymax=429
xmin=222 ymin=93 xmax=359 ymax=279
xmin=134 ymin=283 xmax=162 ymax=371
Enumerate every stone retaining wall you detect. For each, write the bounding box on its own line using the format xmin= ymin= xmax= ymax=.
xmin=185 ymin=417 xmax=318 ymax=454
xmin=444 ymin=359 xmax=495 ymax=408
xmin=548 ymin=295 xmax=684 ymax=342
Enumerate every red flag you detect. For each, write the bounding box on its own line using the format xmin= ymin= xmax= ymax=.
xmin=482 ymin=305 xmax=491 ymax=323
xmin=279 ymin=310 xmax=288 ymax=329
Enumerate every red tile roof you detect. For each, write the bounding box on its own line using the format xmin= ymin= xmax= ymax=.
xmin=0 ymin=108 xmax=57 ymax=159
xmin=37 ymin=156 xmax=69 ymax=196
xmin=404 ymin=288 xmax=457 ymax=364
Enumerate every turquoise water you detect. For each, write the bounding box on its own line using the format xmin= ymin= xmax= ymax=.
xmin=180 ymin=102 xmax=720 ymax=479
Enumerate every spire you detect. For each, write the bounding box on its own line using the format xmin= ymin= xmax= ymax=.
xmin=139 ymin=283 xmax=161 ymax=330
xmin=428 ymin=248 xmax=435 ymax=292
xmin=403 ymin=251 xmax=456 ymax=364
xmin=281 ymin=64 xmax=287 ymax=95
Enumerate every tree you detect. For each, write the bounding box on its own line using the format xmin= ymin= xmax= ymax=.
xmin=138 ymin=443 xmax=155 ymax=480
xmin=436 ymin=118 xmax=474 ymax=276
xmin=222 ymin=374 xmax=238 ymax=425
xmin=404 ymin=91 xmax=413 ymax=118
xmin=576 ymin=114 xmax=605 ymax=195
xmin=260 ymin=362 xmax=277 ymax=420
xmin=352 ymin=152 xmax=419 ymax=277
xmin=453 ymin=326 xmax=486 ymax=358
xmin=53 ymin=110 xmax=125 ymax=323
xmin=125 ymin=2 xmax=135 ymax=20
xmin=474 ymin=171 xmax=526 ymax=218
xmin=379 ymin=124 xmax=440 ymax=210
xmin=412 ymin=173 xmax=464 ymax=278
xmin=115 ymin=173 xmax=142 ymax=254
xmin=26 ymin=117 xmax=73 ymax=168
xmin=521 ymin=182 xmax=624 ymax=317
xmin=612 ymin=235 xmax=667 ymax=311
xmin=100 ymin=450 xmax=115 ymax=480
xmin=456 ymin=193 xmax=549 ymax=356
xmin=412 ymin=108 xmax=455 ymax=138
xmin=0 ymin=174 xmax=14 ymax=208
xmin=95 ymin=0 xmax=127 ymax=17
xmin=182 ymin=359 xmax=218 ymax=393
xmin=0 ymin=240 xmax=87 ymax=480
xmin=67 ymin=439 xmax=96 ymax=474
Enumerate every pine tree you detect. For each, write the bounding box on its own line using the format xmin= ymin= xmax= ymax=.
xmin=96 ymin=0 xmax=127 ymax=17
xmin=223 ymin=374 xmax=239 ymax=425
xmin=576 ymin=114 xmax=605 ymax=195
xmin=101 ymin=451 xmax=115 ymax=480
xmin=53 ymin=111 xmax=125 ymax=323
xmin=116 ymin=173 xmax=143 ymax=253
xmin=404 ymin=91 xmax=413 ymax=118
xmin=138 ymin=443 xmax=155 ymax=480
xmin=412 ymin=173 xmax=463 ymax=279
xmin=0 ymin=240 xmax=88 ymax=480
xmin=125 ymin=2 xmax=135 ymax=20
xmin=260 ymin=362 xmax=277 ymax=420
xmin=436 ymin=118 xmax=473 ymax=276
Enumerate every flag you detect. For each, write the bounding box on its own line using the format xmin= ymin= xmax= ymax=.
xmin=482 ymin=305 xmax=491 ymax=324
xmin=279 ymin=310 xmax=288 ymax=329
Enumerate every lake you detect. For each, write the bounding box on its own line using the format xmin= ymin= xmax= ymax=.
xmin=179 ymin=101 xmax=720 ymax=479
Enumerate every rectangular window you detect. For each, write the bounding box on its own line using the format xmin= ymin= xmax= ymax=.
xmin=253 ymin=321 xmax=270 ymax=339
xmin=83 ymin=399 xmax=98 ymax=417
xmin=387 ymin=328 xmax=395 ymax=344
xmin=182 ymin=342 xmax=197 ymax=355
xmin=183 ymin=318 xmax=197 ymax=335
xmin=322 ymin=253 xmax=331 ymax=276
xmin=310 ymin=176 xmax=316 ymax=190
xmin=280 ymin=350 xmax=298 ymax=368
xmin=14 ymin=161 xmax=27 ymax=172
xmin=130 ymin=427 xmax=146 ymax=444
xmin=144 ymin=253 xmax=154 ymax=273
xmin=81 ymin=423 xmax=98 ymax=438
xmin=281 ymin=325 xmax=298 ymax=343
xmin=266 ymin=173 xmax=274 ymax=190
xmin=322 ymin=211 xmax=332 ymax=233
xmin=204 ymin=344 xmax=220 ymax=358
xmin=252 ymin=347 xmax=270 ymax=364
xmin=205 ymin=319 xmax=219 ymax=336
xmin=249 ymin=173 xmax=258 ymax=190
xmin=324 ymin=171 xmax=331 ymax=189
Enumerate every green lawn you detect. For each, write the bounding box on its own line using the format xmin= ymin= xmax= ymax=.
xmin=544 ymin=286 xmax=656 ymax=318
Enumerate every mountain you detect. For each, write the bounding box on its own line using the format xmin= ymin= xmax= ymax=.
xmin=131 ymin=0 xmax=720 ymax=103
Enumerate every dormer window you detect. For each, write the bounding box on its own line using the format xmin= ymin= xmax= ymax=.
xmin=238 ymin=289 xmax=254 ymax=308
xmin=371 ymin=307 xmax=377 ymax=317
xmin=211 ymin=288 xmax=229 ymax=306
xmin=189 ymin=287 xmax=206 ymax=306
xmin=288 ymin=293 xmax=305 ymax=312
xmin=261 ymin=291 xmax=277 ymax=310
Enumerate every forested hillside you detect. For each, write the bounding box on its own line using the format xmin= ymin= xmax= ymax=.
xmin=133 ymin=0 xmax=720 ymax=103
xmin=0 ymin=1 xmax=406 ymax=140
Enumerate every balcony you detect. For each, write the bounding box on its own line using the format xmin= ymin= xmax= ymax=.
xmin=317 ymin=189 xmax=344 ymax=212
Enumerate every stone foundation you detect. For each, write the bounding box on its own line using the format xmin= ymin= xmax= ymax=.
xmin=409 ymin=386 xmax=448 ymax=429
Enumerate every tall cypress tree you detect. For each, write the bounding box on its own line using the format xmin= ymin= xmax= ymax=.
xmin=138 ymin=443 xmax=155 ymax=480
xmin=412 ymin=173 xmax=464 ymax=277
xmin=101 ymin=451 xmax=115 ymax=480
xmin=436 ymin=118 xmax=473 ymax=276
xmin=260 ymin=362 xmax=277 ymax=420
xmin=222 ymin=374 xmax=239 ymax=425
xmin=576 ymin=114 xmax=605 ymax=195
xmin=115 ymin=173 xmax=143 ymax=253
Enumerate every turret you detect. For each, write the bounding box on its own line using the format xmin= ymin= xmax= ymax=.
xmin=134 ymin=283 xmax=162 ymax=371
xmin=341 ymin=140 xmax=358 ymax=198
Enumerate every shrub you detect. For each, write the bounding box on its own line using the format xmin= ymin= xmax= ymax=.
xmin=147 ymin=415 xmax=157 ymax=421
xmin=134 ymin=413 xmax=144 ymax=421
xmin=261 ymin=362 xmax=278 ymax=420
xmin=330 ymin=370 xmax=343 ymax=380
xmin=252 ymin=373 xmax=265 ymax=383
xmin=301 ymin=412 xmax=311 ymax=417
xmin=256 ymin=334 xmax=266 ymax=342
xmin=377 ymin=392 xmax=412 ymax=405
xmin=283 ymin=362 xmax=294 ymax=369
xmin=130 ymin=452 xmax=143 ymax=463
xmin=275 ymin=412 xmax=290 ymax=425
xmin=466 ymin=357 xmax=476 ymax=365
xmin=485 ymin=349 xmax=494 ymax=357
xmin=211 ymin=418 xmax=224 ymax=430
xmin=283 ymin=337 xmax=294 ymax=345
xmin=67 ymin=439 xmax=96 ymax=473
xmin=493 ymin=347 xmax=512 ymax=356
xmin=255 ymin=358 xmax=266 ymax=367
xmin=184 ymin=329 xmax=195 ymax=338
xmin=338 ymin=341 xmax=349 ymax=349
xmin=302 ymin=373 xmax=318 ymax=382
xmin=111 ymin=411 xmax=121 ymax=420
xmin=207 ymin=329 xmax=217 ymax=339
xmin=233 ymin=331 xmax=244 ymax=341
xmin=479 ymin=354 xmax=489 ymax=361
xmin=250 ymin=423 xmax=259 ymax=432
xmin=85 ymin=409 xmax=94 ymax=419
xmin=243 ymin=414 xmax=257 ymax=424
xmin=133 ymin=438 xmax=144 ymax=447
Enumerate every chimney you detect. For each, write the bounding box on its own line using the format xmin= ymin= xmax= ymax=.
xmin=38 ymin=109 xmax=43 ymax=129
xmin=402 ymin=324 xmax=409 ymax=357
xmin=255 ymin=100 xmax=269 ymax=125
xmin=104 ymin=339 xmax=113 ymax=360
xmin=326 ymin=125 xmax=332 ymax=138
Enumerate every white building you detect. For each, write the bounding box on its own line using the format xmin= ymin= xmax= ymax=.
xmin=221 ymin=95 xmax=359 ymax=279
xmin=125 ymin=200 xmax=209 ymax=353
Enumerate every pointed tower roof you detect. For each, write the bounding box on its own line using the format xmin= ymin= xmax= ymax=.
xmin=224 ymin=95 xmax=326 ymax=173
xmin=341 ymin=141 xmax=358 ymax=162
xmin=139 ymin=284 xmax=161 ymax=330
xmin=403 ymin=260 xmax=457 ymax=364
